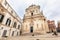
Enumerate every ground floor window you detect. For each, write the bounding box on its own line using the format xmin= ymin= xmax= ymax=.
xmin=12 ymin=31 xmax=14 ymax=36
xmin=17 ymin=32 xmax=18 ymax=36
xmin=2 ymin=30 xmax=7 ymax=37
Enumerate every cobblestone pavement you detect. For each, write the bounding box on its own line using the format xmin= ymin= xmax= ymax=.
xmin=0 ymin=33 xmax=60 ymax=40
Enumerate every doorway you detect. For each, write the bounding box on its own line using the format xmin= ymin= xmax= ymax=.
xmin=30 ymin=26 xmax=33 ymax=33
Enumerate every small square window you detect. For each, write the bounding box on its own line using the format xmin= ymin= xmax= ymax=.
xmin=11 ymin=10 xmax=13 ymax=13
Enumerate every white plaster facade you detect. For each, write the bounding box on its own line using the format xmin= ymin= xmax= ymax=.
xmin=0 ymin=0 xmax=22 ymax=38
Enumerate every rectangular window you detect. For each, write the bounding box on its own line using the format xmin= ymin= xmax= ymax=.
xmin=0 ymin=14 xmax=4 ymax=23
xmin=12 ymin=31 xmax=14 ymax=36
xmin=6 ymin=19 xmax=11 ymax=26
xmin=4 ymin=0 xmax=7 ymax=6
xmin=37 ymin=24 xmax=38 ymax=28
xmin=13 ymin=22 xmax=17 ymax=28
xmin=31 ymin=13 xmax=33 ymax=16
xmin=18 ymin=25 xmax=20 ymax=29
xmin=11 ymin=10 xmax=13 ymax=13
xmin=17 ymin=32 xmax=18 ymax=36
xmin=2 ymin=30 xmax=7 ymax=37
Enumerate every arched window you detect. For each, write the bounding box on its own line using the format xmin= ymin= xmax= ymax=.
xmin=13 ymin=22 xmax=17 ymax=28
xmin=0 ymin=14 xmax=4 ymax=23
xmin=6 ymin=18 xmax=11 ymax=26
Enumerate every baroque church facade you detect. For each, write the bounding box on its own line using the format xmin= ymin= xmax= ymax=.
xmin=22 ymin=5 xmax=49 ymax=35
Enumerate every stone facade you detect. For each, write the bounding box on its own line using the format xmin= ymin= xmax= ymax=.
xmin=22 ymin=5 xmax=49 ymax=35
xmin=0 ymin=0 xmax=22 ymax=38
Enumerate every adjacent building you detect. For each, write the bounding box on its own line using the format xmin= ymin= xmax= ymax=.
xmin=22 ymin=5 xmax=49 ymax=35
xmin=47 ymin=20 xmax=56 ymax=32
xmin=0 ymin=0 xmax=22 ymax=38
xmin=57 ymin=21 xmax=60 ymax=32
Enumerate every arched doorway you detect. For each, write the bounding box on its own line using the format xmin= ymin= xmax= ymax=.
xmin=30 ymin=26 xmax=33 ymax=33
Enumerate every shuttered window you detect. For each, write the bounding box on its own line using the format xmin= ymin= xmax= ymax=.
xmin=13 ymin=22 xmax=17 ymax=28
xmin=0 ymin=14 xmax=4 ymax=23
xmin=6 ymin=18 xmax=11 ymax=26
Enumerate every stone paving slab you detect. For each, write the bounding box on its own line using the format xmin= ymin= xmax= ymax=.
xmin=0 ymin=33 xmax=60 ymax=40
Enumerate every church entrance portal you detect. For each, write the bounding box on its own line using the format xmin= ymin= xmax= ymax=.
xmin=30 ymin=26 xmax=33 ymax=33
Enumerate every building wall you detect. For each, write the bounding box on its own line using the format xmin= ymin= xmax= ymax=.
xmin=57 ymin=21 xmax=60 ymax=28
xmin=57 ymin=21 xmax=60 ymax=32
xmin=0 ymin=0 xmax=22 ymax=38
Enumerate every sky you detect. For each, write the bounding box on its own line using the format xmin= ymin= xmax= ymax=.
xmin=7 ymin=0 xmax=60 ymax=26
